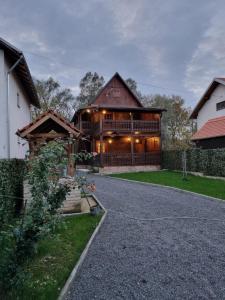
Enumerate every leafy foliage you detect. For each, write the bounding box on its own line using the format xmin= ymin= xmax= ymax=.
xmin=142 ymin=94 xmax=195 ymax=150
xmin=0 ymin=159 xmax=26 ymax=226
xmin=33 ymin=77 xmax=75 ymax=119
xmin=162 ymin=148 xmax=225 ymax=177
xmin=0 ymin=142 xmax=70 ymax=294
xmin=75 ymin=72 xmax=105 ymax=109
xmin=125 ymin=78 xmax=142 ymax=99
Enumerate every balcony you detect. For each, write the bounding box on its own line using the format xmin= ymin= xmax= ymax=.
xmin=81 ymin=120 xmax=160 ymax=134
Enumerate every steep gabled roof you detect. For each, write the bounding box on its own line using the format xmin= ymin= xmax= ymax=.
xmin=89 ymin=72 xmax=143 ymax=107
xmin=17 ymin=110 xmax=81 ymax=138
xmin=0 ymin=37 xmax=40 ymax=108
xmin=191 ymin=116 xmax=225 ymax=140
xmin=190 ymin=78 xmax=225 ymax=119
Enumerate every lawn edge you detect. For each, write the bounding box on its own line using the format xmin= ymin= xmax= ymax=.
xmin=58 ymin=194 xmax=107 ymax=300
xmin=108 ymin=175 xmax=225 ymax=203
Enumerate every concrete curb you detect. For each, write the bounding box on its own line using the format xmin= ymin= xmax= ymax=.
xmin=58 ymin=194 xmax=107 ymax=300
xmin=107 ymin=175 xmax=225 ymax=203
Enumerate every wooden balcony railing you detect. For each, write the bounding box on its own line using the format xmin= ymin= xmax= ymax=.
xmin=94 ymin=152 xmax=161 ymax=166
xmin=102 ymin=120 xmax=159 ymax=132
xmin=81 ymin=121 xmax=100 ymax=134
xmin=81 ymin=120 xmax=160 ymax=134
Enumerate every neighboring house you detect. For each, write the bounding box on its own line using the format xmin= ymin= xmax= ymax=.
xmin=0 ymin=38 xmax=40 ymax=159
xmin=190 ymin=78 xmax=225 ymax=149
xmin=72 ymin=72 xmax=165 ymax=172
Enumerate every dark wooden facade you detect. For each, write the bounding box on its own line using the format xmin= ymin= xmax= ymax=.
xmin=73 ymin=73 xmax=164 ymax=167
xmin=194 ymin=136 xmax=225 ymax=149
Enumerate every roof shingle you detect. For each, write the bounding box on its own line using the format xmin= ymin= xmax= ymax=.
xmin=192 ymin=116 xmax=225 ymax=140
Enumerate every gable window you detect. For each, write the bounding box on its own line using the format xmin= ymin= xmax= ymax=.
xmin=216 ymin=100 xmax=225 ymax=111
xmin=17 ymin=92 xmax=20 ymax=108
xmin=112 ymin=88 xmax=120 ymax=98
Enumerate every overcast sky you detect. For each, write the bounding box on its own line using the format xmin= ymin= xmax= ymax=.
xmin=1 ymin=0 xmax=225 ymax=107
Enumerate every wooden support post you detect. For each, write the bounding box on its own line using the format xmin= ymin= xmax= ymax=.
xmin=92 ymin=138 xmax=95 ymax=152
xmin=159 ymin=113 xmax=162 ymax=167
xmin=79 ymin=113 xmax=82 ymax=131
xmin=67 ymin=136 xmax=75 ymax=177
xmin=100 ymin=135 xmax=103 ymax=167
xmin=130 ymin=112 xmax=133 ymax=133
xmin=131 ymin=137 xmax=134 ymax=165
xmin=144 ymin=138 xmax=147 ymax=164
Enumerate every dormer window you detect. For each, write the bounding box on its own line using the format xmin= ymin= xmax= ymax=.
xmin=216 ymin=100 xmax=225 ymax=111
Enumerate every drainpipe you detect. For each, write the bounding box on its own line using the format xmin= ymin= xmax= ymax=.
xmin=6 ymin=55 xmax=23 ymax=159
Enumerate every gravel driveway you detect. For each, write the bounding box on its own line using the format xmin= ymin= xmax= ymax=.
xmin=65 ymin=175 xmax=225 ymax=300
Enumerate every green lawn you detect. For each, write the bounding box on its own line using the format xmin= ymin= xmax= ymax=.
xmin=111 ymin=170 xmax=225 ymax=200
xmin=10 ymin=214 xmax=102 ymax=300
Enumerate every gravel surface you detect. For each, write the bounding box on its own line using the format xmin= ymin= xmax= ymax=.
xmin=65 ymin=175 xmax=225 ymax=300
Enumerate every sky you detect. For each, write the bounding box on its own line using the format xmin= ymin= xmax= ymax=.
xmin=1 ymin=0 xmax=225 ymax=108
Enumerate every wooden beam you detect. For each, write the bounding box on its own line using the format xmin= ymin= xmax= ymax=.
xmin=67 ymin=142 xmax=75 ymax=177
xmin=100 ymin=135 xmax=103 ymax=167
xmin=131 ymin=137 xmax=134 ymax=165
xmin=27 ymin=133 xmax=68 ymax=139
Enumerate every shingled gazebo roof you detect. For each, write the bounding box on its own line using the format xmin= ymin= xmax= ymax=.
xmin=17 ymin=110 xmax=81 ymax=139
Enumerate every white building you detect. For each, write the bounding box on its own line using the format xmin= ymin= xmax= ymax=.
xmin=190 ymin=78 xmax=225 ymax=149
xmin=190 ymin=78 xmax=225 ymax=129
xmin=0 ymin=38 xmax=40 ymax=159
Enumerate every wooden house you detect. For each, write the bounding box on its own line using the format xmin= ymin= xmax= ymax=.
xmin=72 ymin=73 xmax=165 ymax=172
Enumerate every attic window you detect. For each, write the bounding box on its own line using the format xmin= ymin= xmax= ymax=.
xmin=112 ymin=88 xmax=120 ymax=98
xmin=216 ymin=100 xmax=225 ymax=111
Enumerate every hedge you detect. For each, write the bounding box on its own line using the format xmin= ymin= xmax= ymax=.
xmin=162 ymin=148 xmax=225 ymax=177
xmin=0 ymin=159 xmax=26 ymax=225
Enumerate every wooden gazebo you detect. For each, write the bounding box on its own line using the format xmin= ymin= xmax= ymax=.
xmin=17 ymin=110 xmax=82 ymax=176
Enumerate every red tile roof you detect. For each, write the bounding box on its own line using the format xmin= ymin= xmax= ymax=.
xmin=192 ymin=116 xmax=225 ymax=140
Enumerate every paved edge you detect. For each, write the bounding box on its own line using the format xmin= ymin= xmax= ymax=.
xmin=107 ymin=175 xmax=225 ymax=203
xmin=58 ymin=194 xmax=108 ymax=300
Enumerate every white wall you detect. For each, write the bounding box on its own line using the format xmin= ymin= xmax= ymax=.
xmin=0 ymin=53 xmax=32 ymax=159
xmin=197 ymin=84 xmax=225 ymax=129
xmin=0 ymin=50 xmax=7 ymax=158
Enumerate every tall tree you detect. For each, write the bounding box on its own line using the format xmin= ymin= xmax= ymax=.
xmin=33 ymin=77 xmax=75 ymax=119
xmin=142 ymin=94 xmax=194 ymax=150
xmin=125 ymin=78 xmax=142 ymax=99
xmin=75 ymin=72 xmax=105 ymax=109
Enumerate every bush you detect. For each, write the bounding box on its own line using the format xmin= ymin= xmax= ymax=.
xmin=0 ymin=142 xmax=70 ymax=295
xmin=0 ymin=159 xmax=26 ymax=226
xmin=162 ymin=148 xmax=225 ymax=177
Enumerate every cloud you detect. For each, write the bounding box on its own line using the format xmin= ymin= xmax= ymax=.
xmin=184 ymin=5 xmax=225 ymax=98
xmin=0 ymin=0 xmax=224 ymax=105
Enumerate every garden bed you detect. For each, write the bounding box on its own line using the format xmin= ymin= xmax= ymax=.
xmin=111 ymin=170 xmax=225 ymax=200
xmin=6 ymin=214 xmax=102 ymax=300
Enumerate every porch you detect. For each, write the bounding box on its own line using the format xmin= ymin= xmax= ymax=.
xmin=92 ymin=136 xmax=161 ymax=167
xmin=94 ymin=152 xmax=161 ymax=166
